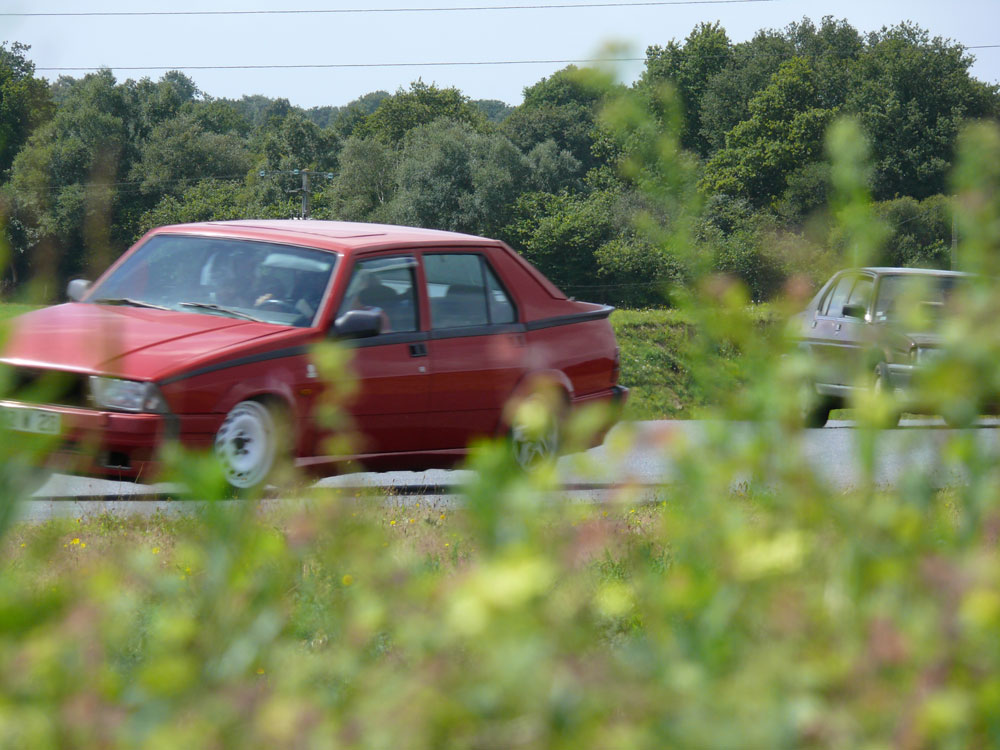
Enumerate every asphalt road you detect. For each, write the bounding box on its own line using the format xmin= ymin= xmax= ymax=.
xmin=17 ymin=417 xmax=1000 ymax=521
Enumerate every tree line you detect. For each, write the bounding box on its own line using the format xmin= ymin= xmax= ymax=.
xmin=0 ymin=17 xmax=997 ymax=306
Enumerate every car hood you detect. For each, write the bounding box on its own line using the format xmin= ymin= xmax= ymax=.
xmin=2 ymin=303 xmax=294 ymax=381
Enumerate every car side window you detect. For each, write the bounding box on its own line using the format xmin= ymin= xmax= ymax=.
xmin=336 ymin=256 xmax=418 ymax=333
xmin=485 ymin=265 xmax=516 ymax=324
xmin=424 ymin=254 xmax=491 ymax=329
xmin=822 ymin=275 xmax=856 ymax=316
xmin=847 ymin=277 xmax=873 ymax=311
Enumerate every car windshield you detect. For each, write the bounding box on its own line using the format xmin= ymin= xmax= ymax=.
xmin=86 ymin=235 xmax=338 ymax=328
xmin=873 ymin=274 xmax=971 ymax=328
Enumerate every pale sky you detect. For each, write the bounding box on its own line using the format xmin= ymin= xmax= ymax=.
xmin=3 ymin=0 xmax=999 ymax=109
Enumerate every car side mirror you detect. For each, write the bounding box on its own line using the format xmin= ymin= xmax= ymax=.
xmin=67 ymin=279 xmax=91 ymax=301
xmin=332 ymin=309 xmax=382 ymax=339
xmin=842 ymin=303 xmax=866 ymax=320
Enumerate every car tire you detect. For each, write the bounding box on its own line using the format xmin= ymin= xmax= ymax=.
xmin=801 ymin=392 xmax=835 ymax=428
xmin=942 ymin=408 xmax=975 ymax=429
xmin=507 ymin=390 xmax=564 ymax=470
xmin=214 ymin=399 xmax=285 ymax=490
xmin=872 ymin=364 xmax=901 ymax=428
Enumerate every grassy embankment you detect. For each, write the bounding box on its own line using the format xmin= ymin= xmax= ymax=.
xmin=0 ymin=302 xmax=37 ymax=322
xmin=612 ymin=306 xmax=778 ymax=421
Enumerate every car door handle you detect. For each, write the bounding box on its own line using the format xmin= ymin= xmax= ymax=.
xmin=835 ymin=323 xmax=842 ymax=332
xmin=408 ymin=343 xmax=428 ymax=357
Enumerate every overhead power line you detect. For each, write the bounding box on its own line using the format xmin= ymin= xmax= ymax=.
xmin=2 ymin=1 xmax=777 ymax=18
xmin=35 ymin=57 xmax=646 ymax=72
xmin=34 ymin=45 xmax=1000 ymax=73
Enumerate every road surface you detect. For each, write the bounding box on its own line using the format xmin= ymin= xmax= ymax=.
xmin=16 ymin=417 xmax=1000 ymax=521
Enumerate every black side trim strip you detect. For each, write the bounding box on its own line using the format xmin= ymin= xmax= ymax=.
xmin=525 ymin=305 xmax=615 ymax=331
xmin=159 ymin=345 xmax=311 ymax=386
xmin=342 ymin=331 xmax=429 ymax=349
xmin=429 ymin=323 xmax=524 ymax=341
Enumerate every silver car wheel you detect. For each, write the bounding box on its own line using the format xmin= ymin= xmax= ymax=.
xmin=214 ymin=400 xmax=277 ymax=489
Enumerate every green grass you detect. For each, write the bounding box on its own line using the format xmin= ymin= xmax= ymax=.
xmin=0 ymin=302 xmax=39 ymax=321
xmin=612 ymin=306 xmax=777 ymax=420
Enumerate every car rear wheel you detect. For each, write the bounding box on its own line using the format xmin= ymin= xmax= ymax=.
xmin=508 ymin=391 xmax=564 ymax=470
xmin=214 ymin=400 xmax=282 ymax=490
xmin=801 ymin=390 xmax=835 ymax=428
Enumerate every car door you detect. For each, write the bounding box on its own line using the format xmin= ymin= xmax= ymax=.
xmin=807 ymin=272 xmax=857 ymax=389
xmin=332 ymin=253 xmax=431 ymax=455
xmin=835 ymin=274 xmax=874 ymax=386
xmin=422 ymin=251 xmax=527 ymax=449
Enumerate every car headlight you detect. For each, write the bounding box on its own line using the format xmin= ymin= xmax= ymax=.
xmin=89 ymin=377 xmax=168 ymax=413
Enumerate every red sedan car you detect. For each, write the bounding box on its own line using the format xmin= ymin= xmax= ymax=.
xmin=1 ymin=221 xmax=627 ymax=489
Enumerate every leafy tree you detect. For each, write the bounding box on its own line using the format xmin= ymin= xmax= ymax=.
xmin=389 ymin=119 xmax=528 ymax=237
xmin=218 ymin=94 xmax=293 ymax=129
xmin=7 ymin=70 xmax=222 ymax=283
xmin=849 ymin=24 xmax=999 ymax=200
xmin=327 ymin=136 xmax=397 ymax=222
xmin=187 ymin=98 xmax=254 ymax=137
xmin=639 ymin=22 xmax=733 ymax=157
xmin=524 ymin=140 xmax=583 ymax=194
xmin=471 ymin=99 xmax=514 ymax=123
xmin=701 ymin=57 xmax=836 ymax=208
xmin=0 ymin=42 xmax=53 ymax=174
xmin=354 ymin=81 xmax=486 ymax=145
xmin=256 ymin=111 xmax=339 ymax=172
xmin=501 ymin=66 xmax=613 ymax=177
xmin=698 ymin=210 xmax=789 ymax=301
xmin=129 ymin=114 xmax=252 ymax=198
xmin=139 ymin=180 xmax=254 ymax=229
xmin=504 ymin=189 xmax=622 ymax=297
xmin=698 ymin=17 xmax=863 ymax=154
xmin=828 ymin=194 xmax=953 ymax=268
xmin=330 ymin=90 xmax=391 ymax=139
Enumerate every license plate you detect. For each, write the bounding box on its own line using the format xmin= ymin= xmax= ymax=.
xmin=0 ymin=406 xmax=62 ymax=435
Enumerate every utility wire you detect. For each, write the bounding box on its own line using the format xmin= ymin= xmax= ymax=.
xmin=35 ymin=58 xmax=645 ymax=72
xmin=3 ymin=1 xmax=778 ymax=18
xmin=33 ymin=45 xmax=1000 ymax=73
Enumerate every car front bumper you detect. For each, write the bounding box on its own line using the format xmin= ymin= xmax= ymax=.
xmin=1 ymin=400 xmax=219 ymax=482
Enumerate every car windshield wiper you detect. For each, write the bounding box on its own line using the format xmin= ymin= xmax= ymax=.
xmin=92 ymin=297 xmax=172 ymax=311
xmin=179 ymin=302 xmax=265 ymax=323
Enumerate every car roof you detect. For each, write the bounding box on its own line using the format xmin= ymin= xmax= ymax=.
xmin=151 ymin=220 xmax=497 ymax=255
xmin=857 ymin=266 xmax=970 ymax=277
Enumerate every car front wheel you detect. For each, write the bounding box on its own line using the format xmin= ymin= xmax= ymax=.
xmin=872 ymin=364 xmax=901 ymax=428
xmin=214 ymin=400 xmax=281 ymax=490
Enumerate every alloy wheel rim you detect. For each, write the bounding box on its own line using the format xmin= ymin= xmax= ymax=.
xmin=215 ymin=402 xmax=275 ymax=488
xmin=511 ymin=418 xmax=559 ymax=469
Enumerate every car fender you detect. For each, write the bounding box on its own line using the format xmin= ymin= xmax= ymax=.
xmin=498 ymin=369 xmax=573 ymax=434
